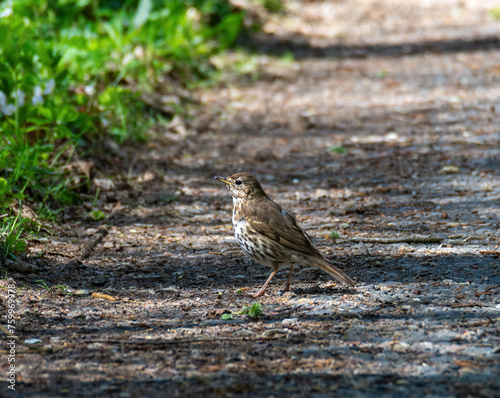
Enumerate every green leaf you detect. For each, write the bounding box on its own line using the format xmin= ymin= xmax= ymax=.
xmin=89 ymin=210 xmax=106 ymax=220
xmin=36 ymin=279 xmax=50 ymax=290
xmin=221 ymin=313 xmax=233 ymax=320
xmin=0 ymin=178 xmax=8 ymax=190
xmin=239 ymin=302 xmax=263 ymax=318
xmin=159 ymin=196 xmax=178 ymax=203
xmin=489 ymin=8 xmax=500 ymax=20
xmin=6 ymin=233 xmax=17 ymax=247
xmin=57 ymin=105 xmax=79 ymax=123
xmin=14 ymin=239 xmax=27 ymax=253
xmin=328 ymin=146 xmax=347 ymax=154
xmin=262 ymin=0 xmax=284 ymax=13
xmin=133 ymin=0 xmax=152 ymax=30
xmin=38 ymin=107 xmax=54 ymax=121
xmin=377 ymin=70 xmax=387 ymax=78
xmin=329 ymin=230 xmax=340 ymax=239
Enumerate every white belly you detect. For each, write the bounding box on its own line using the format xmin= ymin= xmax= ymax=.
xmin=232 ymin=215 xmax=283 ymax=267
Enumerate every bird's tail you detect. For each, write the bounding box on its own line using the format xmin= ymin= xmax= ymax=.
xmin=312 ymin=256 xmax=355 ymax=287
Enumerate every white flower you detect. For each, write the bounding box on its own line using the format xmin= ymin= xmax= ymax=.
xmin=1 ymin=104 xmax=16 ymax=116
xmin=0 ymin=7 xmax=13 ymax=18
xmin=0 ymin=91 xmax=6 ymax=107
xmin=32 ymin=96 xmax=43 ymax=106
xmin=12 ymin=89 xmax=25 ymax=107
xmin=32 ymin=86 xmax=43 ymax=105
xmin=122 ymin=52 xmax=133 ymax=65
xmin=187 ymin=7 xmax=201 ymax=23
xmin=43 ymin=79 xmax=55 ymax=95
xmin=133 ymin=46 xmax=144 ymax=59
xmin=84 ymin=85 xmax=95 ymax=96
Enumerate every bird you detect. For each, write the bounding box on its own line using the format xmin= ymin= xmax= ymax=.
xmin=215 ymin=172 xmax=355 ymax=296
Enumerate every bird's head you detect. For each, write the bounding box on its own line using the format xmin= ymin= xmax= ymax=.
xmin=215 ymin=172 xmax=267 ymax=201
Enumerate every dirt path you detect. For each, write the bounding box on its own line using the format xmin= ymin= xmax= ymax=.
xmin=2 ymin=1 xmax=500 ymax=396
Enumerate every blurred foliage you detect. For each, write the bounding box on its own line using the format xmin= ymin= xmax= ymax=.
xmin=258 ymin=0 xmax=284 ymax=13
xmin=239 ymin=302 xmax=263 ymax=318
xmin=489 ymin=8 xmax=500 ymax=20
xmin=0 ymin=0 xmax=244 ymax=259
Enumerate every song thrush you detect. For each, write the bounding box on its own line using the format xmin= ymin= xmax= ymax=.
xmin=215 ymin=172 xmax=355 ymax=296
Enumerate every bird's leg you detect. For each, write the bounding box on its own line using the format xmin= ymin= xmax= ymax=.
xmin=284 ymin=265 xmax=294 ymax=292
xmin=253 ymin=267 xmax=279 ymax=297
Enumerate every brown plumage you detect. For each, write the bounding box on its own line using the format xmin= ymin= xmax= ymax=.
xmin=215 ymin=172 xmax=355 ymax=296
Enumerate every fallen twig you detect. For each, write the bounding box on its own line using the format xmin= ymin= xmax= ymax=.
xmin=82 ymin=335 xmax=307 ymax=346
xmin=440 ymin=303 xmax=486 ymax=308
xmin=92 ymin=292 xmax=117 ymax=301
xmin=347 ymin=236 xmax=442 ymax=244
xmin=59 ymin=225 xmax=109 ymax=273
xmin=0 ymin=324 xmax=19 ymax=340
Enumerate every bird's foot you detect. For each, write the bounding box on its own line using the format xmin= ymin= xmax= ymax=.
xmin=250 ymin=291 xmax=267 ymax=298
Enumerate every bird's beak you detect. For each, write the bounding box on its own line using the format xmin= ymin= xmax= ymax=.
xmin=215 ymin=176 xmax=231 ymax=185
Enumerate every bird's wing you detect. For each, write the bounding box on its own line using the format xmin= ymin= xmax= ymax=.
xmin=244 ymin=199 xmax=317 ymax=255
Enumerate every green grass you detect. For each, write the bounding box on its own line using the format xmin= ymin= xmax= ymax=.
xmin=0 ymin=210 xmax=28 ymax=264
xmin=329 ymin=230 xmax=340 ymax=240
xmin=220 ymin=303 xmax=263 ymax=320
xmin=257 ymin=0 xmax=284 ymax=13
xmin=328 ymin=146 xmax=347 ymax=154
xmin=239 ymin=302 xmax=263 ymax=318
xmin=0 ymin=0 xmax=245 ymax=261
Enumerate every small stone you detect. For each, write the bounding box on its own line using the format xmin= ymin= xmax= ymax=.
xmin=313 ymin=189 xmax=330 ymax=199
xmin=161 ymin=286 xmax=180 ymax=293
xmin=24 ymin=338 xmax=42 ymax=345
xmin=281 ymin=318 xmax=299 ymax=325
xmin=262 ymin=329 xmax=287 ymax=337
xmin=8 ymin=260 xmax=38 ymax=274
xmin=439 ymin=165 xmax=459 ymax=174
xmin=190 ymin=349 xmax=202 ymax=358
xmin=94 ymin=178 xmax=116 ymax=190
xmin=392 ymin=341 xmax=410 ymax=352
xmin=234 ymin=329 xmax=254 ymax=337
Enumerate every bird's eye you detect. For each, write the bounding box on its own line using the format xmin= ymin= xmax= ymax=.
xmin=235 ymin=179 xmax=242 ymax=186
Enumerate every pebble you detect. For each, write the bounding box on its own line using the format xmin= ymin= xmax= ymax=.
xmin=261 ymin=329 xmax=287 ymax=337
xmin=233 ymin=329 xmax=254 ymax=337
xmin=392 ymin=342 xmax=410 ymax=352
xmin=87 ymin=343 xmax=103 ymax=350
xmin=67 ymin=311 xmax=81 ymax=317
xmin=301 ymin=345 xmax=333 ymax=358
xmin=161 ymin=286 xmax=180 ymax=293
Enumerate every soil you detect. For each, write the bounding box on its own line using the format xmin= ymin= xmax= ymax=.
xmin=2 ymin=1 xmax=500 ymax=397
